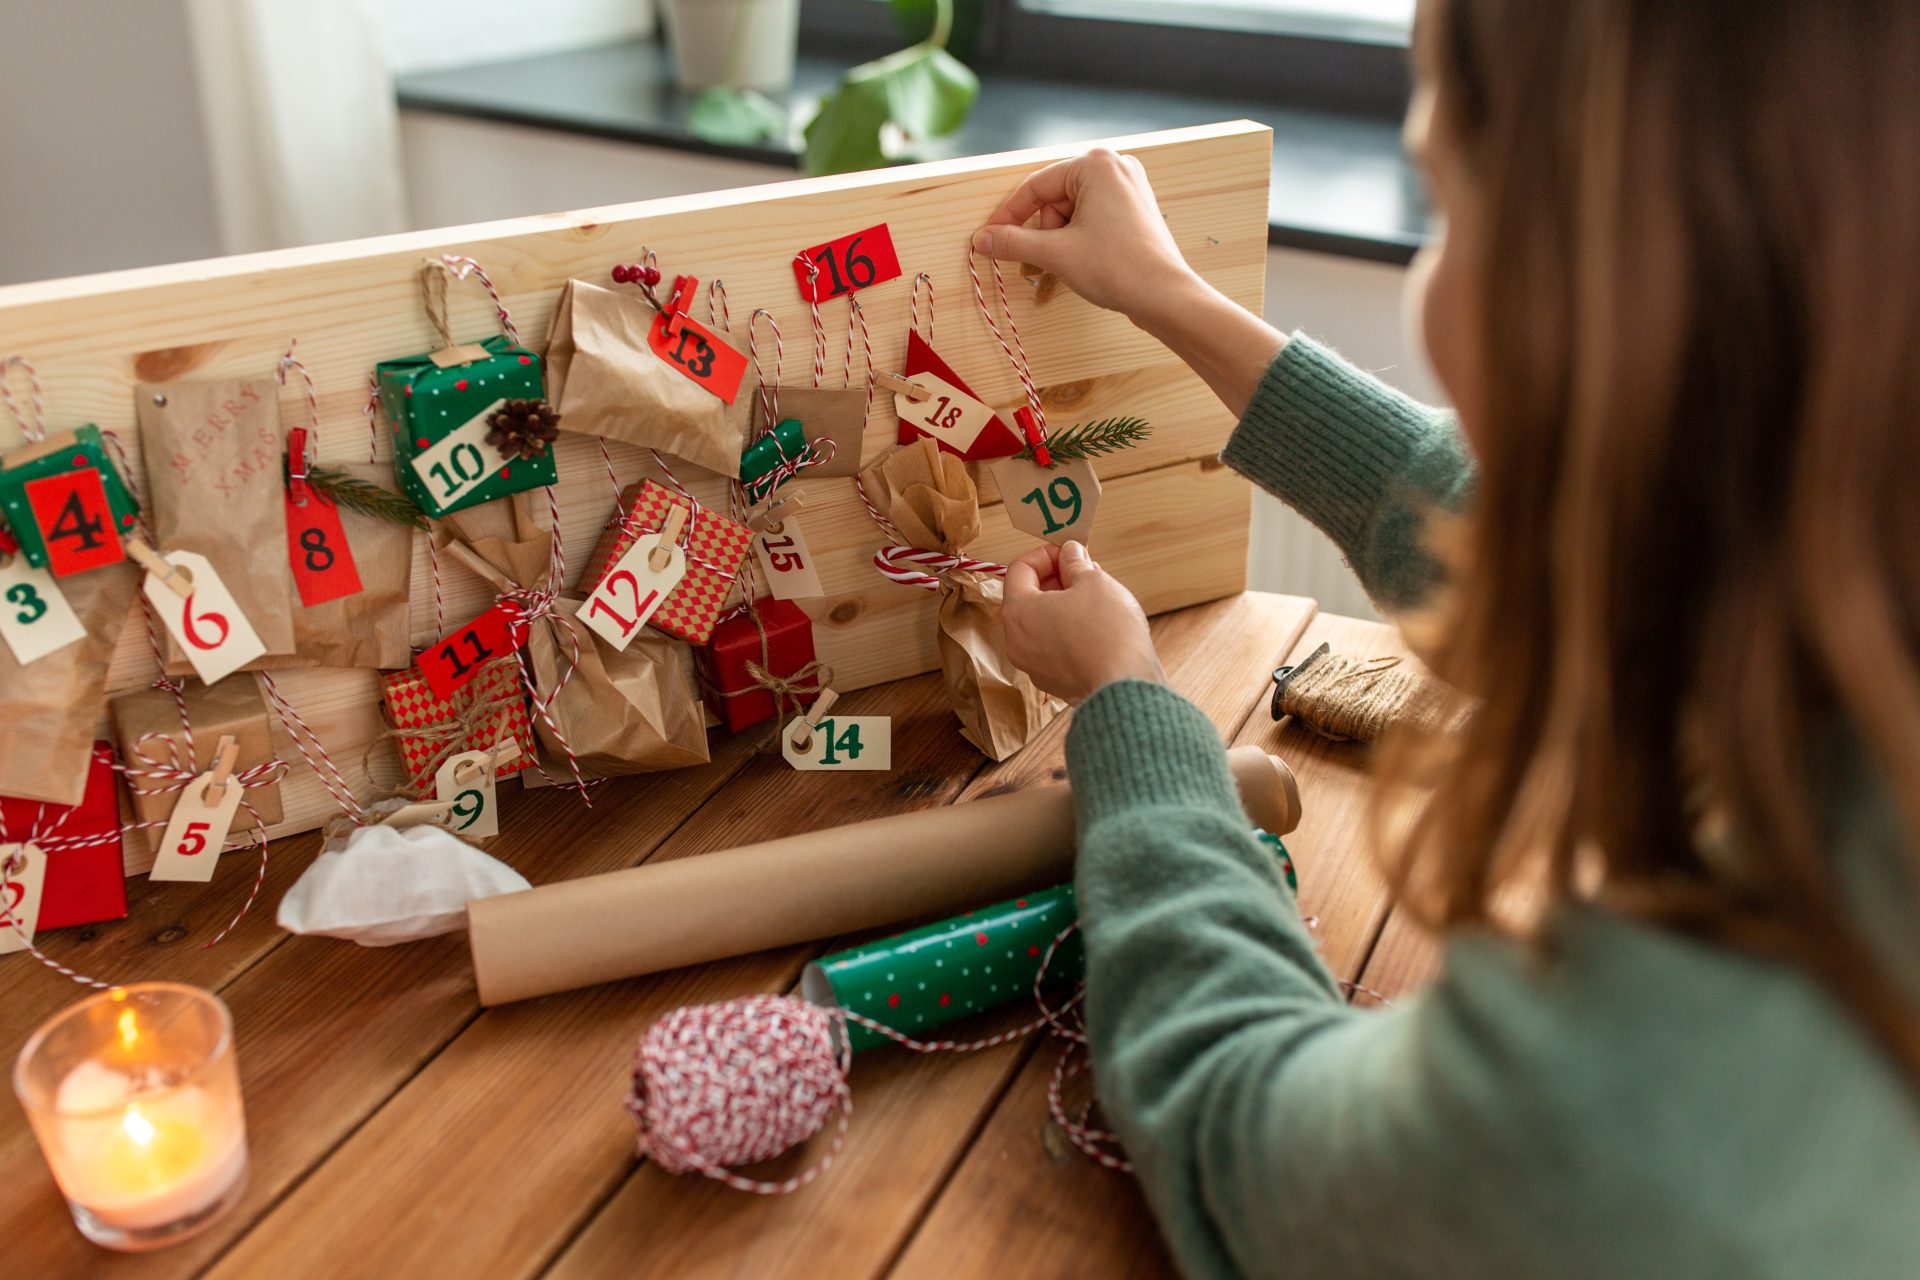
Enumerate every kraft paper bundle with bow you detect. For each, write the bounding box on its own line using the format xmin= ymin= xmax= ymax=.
xmin=859 ymin=438 xmax=1062 ymax=760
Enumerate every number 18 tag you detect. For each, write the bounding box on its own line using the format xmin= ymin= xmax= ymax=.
xmin=582 ymin=508 xmax=688 ymax=652
xmin=0 ymin=843 xmax=47 ymax=956
xmin=0 ymin=552 xmax=85 ymax=664
xmin=896 ymin=373 xmax=998 ymax=456
xmin=142 ymin=550 xmax=267 ymax=684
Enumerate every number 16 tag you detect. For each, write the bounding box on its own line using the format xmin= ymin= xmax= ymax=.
xmin=581 ymin=506 xmax=687 ymax=652
xmin=0 ymin=552 xmax=85 ymax=664
xmin=141 ymin=549 xmax=267 ymax=684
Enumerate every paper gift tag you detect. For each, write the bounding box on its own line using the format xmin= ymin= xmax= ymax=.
xmin=896 ymin=373 xmax=998 ymax=457
xmin=648 ymin=311 xmax=748 ymax=404
xmin=285 ymin=488 xmax=364 ymax=607
xmin=0 ymin=843 xmax=47 ymax=955
xmin=752 ymin=519 xmax=824 ymax=601
xmin=25 ymin=467 xmax=126 ymax=576
xmin=793 ymin=224 xmax=902 ymax=302
xmin=150 ymin=772 xmax=245 ymax=883
xmin=409 ymin=398 xmax=506 ymax=512
xmin=435 ymin=750 xmax=500 ymax=839
xmin=0 ymin=552 xmax=85 ymax=663
xmin=419 ymin=603 xmax=522 ymax=702
xmin=783 ymin=715 xmax=892 ymax=771
xmin=990 ymin=456 xmax=1102 ymax=545
xmin=143 ymin=550 xmax=267 ymax=684
xmin=582 ymin=532 xmax=686 ymax=651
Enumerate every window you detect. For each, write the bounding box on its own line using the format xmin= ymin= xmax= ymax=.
xmin=1020 ymin=0 xmax=1415 ymax=44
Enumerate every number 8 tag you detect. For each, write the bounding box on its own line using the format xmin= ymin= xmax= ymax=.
xmin=0 ymin=551 xmax=85 ymax=664
xmin=285 ymin=488 xmax=364 ymax=606
xmin=581 ymin=530 xmax=686 ymax=652
xmin=142 ymin=549 xmax=267 ymax=684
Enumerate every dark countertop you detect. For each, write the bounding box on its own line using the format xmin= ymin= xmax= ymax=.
xmin=397 ymin=39 xmax=1428 ymax=266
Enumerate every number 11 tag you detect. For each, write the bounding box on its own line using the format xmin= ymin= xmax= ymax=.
xmin=0 ymin=843 xmax=47 ymax=956
xmin=582 ymin=507 xmax=688 ymax=652
xmin=0 ymin=552 xmax=85 ymax=664
xmin=895 ymin=373 xmax=997 ymax=456
xmin=142 ymin=549 xmax=267 ymax=684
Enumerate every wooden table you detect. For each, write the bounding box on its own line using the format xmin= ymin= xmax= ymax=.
xmin=1 ymin=592 xmax=1437 ymax=1279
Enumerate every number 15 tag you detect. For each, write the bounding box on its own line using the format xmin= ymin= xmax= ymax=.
xmin=142 ymin=550 xmax=267 ymax=684
xmin=0 ymin=552 xmax=85 ymax=664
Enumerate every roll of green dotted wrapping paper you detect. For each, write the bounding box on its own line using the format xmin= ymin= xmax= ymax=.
xmin=802 ymin=885 xmax=1085 ymax=1052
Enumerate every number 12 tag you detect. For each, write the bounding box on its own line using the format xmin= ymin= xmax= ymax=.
xmin=143 ymin=550 xmax=267 ymax=684
xmin=285 ymin=489 xmax=364 ymax=607
xmin=150 ymin=772 xmax=245 ymax=883
xmin=0 ymin=553 xmax=85 ymax=664
xmin=581 ymin=532 xmax=686 ymax=651
xmin=0 ymin=843 xmax=47 ymax=955
xmin=782 ymin=715 xmax=892 ymax=771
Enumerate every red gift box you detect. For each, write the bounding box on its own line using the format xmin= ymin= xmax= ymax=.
xmin=2 ymin=742 xmax=128 ymax=931
xmin=380 ymin=658 xmax=536 ymax=798
xmin=699 ymin=598 xmax=820 ymax=732
xmin=586 ymin=479 xmax=751 ymax=647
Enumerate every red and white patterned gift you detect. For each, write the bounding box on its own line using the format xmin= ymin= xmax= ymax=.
xmin=380 ymin=658 xmax=535 ymax=797
xmin=585 ymin=479 xmax=752 ymax=646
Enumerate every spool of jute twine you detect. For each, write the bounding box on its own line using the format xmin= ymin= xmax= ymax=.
xmin=1270 ymin=643 xmax=1470 ymax=743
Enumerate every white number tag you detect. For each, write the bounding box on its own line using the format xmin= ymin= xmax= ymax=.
xmin=0 ymin=842 xmax=47 ymax=956
xmin=752 ymin=518 xmax=823 ymax=601
xmin=897 ymin=373 xmax=997 ymax=455
xmin=782 ymin=715 xmax=892 ymax=771
xmin=433 ymin=738 xmax=518 ymax=840
xmin=580 ymin=532 xmax=686 ymax=652
xmin=0 ymin=554 xmax=85 ymax=664
xmin=410 ymin=399 xmax=504 ymax=510
xmin=989 ymin=456 xmax=1102 ymax=545
xmin=143 ymin=550 xmax=267 ymax=684
xmin=150 ymin=771 xmax=245 ymax=883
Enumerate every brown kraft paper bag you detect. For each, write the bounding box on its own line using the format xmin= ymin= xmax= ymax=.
xmin=526 ymin=599 xmax=710 ymax=778
xmin=544 ymin=278 xmax=753 ymax=479
xmin=257 ymin=462 xmax=416 ymax=671
xmin=859 ymin=439 xmax=1062 ymax=761
xmin=767 ymin=385 xmax=868 ymax=477
xmin=0 ymin=560 xmax=139 ymax=806
xmin=110 ymin=673 xmax=286 ymax=857
xmin=136 ymin=377 xmax=296 ymax=666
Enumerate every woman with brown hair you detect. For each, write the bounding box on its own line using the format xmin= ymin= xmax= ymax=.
xmin=982 ymin=0 xmax=1920 ymax=1273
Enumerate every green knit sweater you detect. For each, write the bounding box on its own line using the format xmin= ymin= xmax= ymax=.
xmin=1064 ymin=335 xmax=1920 ymax=1279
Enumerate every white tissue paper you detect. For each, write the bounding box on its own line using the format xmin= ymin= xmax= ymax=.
xmin=277 ymin=821 xmax=530 ymax=946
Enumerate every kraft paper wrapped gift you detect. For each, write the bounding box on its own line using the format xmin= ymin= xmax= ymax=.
xmin=109 ymin=675 xmax=285 ymax=857
xmin=524 ymin=598 xmax=711 ymax=778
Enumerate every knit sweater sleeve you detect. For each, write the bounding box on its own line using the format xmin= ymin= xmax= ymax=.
xmin=1219 ymin=334 xmax=1474 ymax=611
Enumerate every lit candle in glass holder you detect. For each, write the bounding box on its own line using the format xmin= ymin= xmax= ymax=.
xmin=13 ymin=982 xmax=248 ymax=1252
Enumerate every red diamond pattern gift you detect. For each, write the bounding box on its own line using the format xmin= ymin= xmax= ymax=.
xmin=380 ymin=657 xmax=535 ymax=798
xmin=585 ymin=479 xmax=751 ymax=646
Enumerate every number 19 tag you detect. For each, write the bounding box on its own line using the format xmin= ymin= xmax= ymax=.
xmin=143 ymin=550 xmax=267 ymax=684
xmin=989 ymin=456 xmax=1102 ymax=546
xmin=151 ymin=770 xmax=245 ymax=884
xmin=0 ymin=552 xmax=85 ymax=664
xmin=782 ymin=714 xmax=892 ymax=771
xmin=0 ymin=843 xmax=47 ymax=955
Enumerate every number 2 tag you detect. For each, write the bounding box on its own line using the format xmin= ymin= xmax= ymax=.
xmin=143 ymin=550 xmax=267 ymax=684
xmin=581 ymin=532 xmax=686 ymax=651
xmin=990 ymin=456 xmax=1102 ymax=546
xmin=435 ymin=749 xmax=501 ymax=839
xmin=782 ymin=715 xmax=892 ymax=771
xmin=418 ymin=603 xmax=520 ymax=702
xmin=0 ymin=552 xmax=85 ymax=664
xmin=0 ymin=843 xmax=47 ymax=955
xmin=150 ymin=772 xmax=244 ymax=884
xmin=752 ymin=518 xmax=823 ymax=601
xmin=897 ymin=373 xmax=998 ymax=456
xmin=285 ymin=489 xmax=364 ymax=607
xmin=648 ymin=312 xmax=747 ymax=404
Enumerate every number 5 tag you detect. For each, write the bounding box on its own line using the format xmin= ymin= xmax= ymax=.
xmin=151 ymin=764 xmax=245 ymax=884
xmin=0 ymin=552 xmax=85 ymax=664
xmin=0 ymin=843 xmax=48 ymax=956
xmin=141 ymin=549 xmax=267 ymax=684
xmin=581 ymin=506 xmax=688 ymax=652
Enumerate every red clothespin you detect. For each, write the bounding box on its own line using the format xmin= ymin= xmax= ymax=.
xmin=663 ymin=274 xmax=699 ymax=336
xmin=1014 ymin=406 xmax=1052 ymax=467
xmin=286 ymin=427 xmax=310 ymax=505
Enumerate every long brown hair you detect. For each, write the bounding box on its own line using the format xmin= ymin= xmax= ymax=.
xmin=1391 ymin=0 xmax=1920 ymax=1070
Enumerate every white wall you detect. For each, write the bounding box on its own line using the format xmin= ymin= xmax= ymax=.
xmin=371 ymin=0 xmax=655 ymax=76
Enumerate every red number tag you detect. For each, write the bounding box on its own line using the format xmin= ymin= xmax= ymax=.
xmin=25 ymin=468 xmax=124 ymax=577
xmin=417 ymin=603 xmax=519 ymax=702
xmin=647 ymin=311 xmax=747 ymax=404
xmin=793 ymin=224 xmax=902 ymax=303
xmin=285 ymin=489 xmax=364 ymax=607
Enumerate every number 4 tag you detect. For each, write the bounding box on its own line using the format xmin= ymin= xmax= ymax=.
xmin=0 ymin=552 xmax=85 ymax=664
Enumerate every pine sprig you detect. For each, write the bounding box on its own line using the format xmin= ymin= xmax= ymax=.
xmin=1017 ymin=416 xmax=1151 ymax=463
xmin=302 ymin=462 xmax=430 ymax=530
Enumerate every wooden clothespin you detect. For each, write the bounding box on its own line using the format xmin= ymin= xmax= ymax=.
xmin=485 ymin=736 xmax=522 ymax=777
xmin=748 ymin=491 xmax=804 ymax=533
xmin=1014 ymin=406 xmax=1052 ymax=467
xmin=875 ymin=371 xmax=929 ymax=403
xmin=380 ymin=800 xmax=456 ymax=829
xmin=125 ymin=536 xmax=193 ymax=598
xmin=205 ymin=735 xmax=240 ymax=800
xmin=663 ymin=274 xmax=698 ymax=336
xmin=648 ymin=502 xmax=689 ymax=572
xmin=789 ymin=688 xmax=839 ymax=752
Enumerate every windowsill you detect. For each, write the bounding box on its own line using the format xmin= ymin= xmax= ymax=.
xmin=395 ymin=38 xmax=1429 ymax=267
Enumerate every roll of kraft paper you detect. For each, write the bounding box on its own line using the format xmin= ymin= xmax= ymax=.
xmin=468 ymin=746 xmax=1301 ymax=1006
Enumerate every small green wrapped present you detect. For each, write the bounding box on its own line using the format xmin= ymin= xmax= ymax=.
xmin=739 ymin=418 xmax=814 ymax=504
xmin=376 ymin=334 xmax=557 ymax=518
xmin=0 ymin=425 xmax=140 ymax=573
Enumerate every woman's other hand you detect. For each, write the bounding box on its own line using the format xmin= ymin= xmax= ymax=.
xmin=971 ymin=148 xmax=1195 ymax=324
xmin=1001 ymin=541 xmax=1166 ymax=705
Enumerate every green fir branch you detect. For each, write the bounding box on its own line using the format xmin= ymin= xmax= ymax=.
xmin=302 ymin=462 xmax=430 ymax=530
xmin=1018 ymin=416 xmax=1152 ymax=463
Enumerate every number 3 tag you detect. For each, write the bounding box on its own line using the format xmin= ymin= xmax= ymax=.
xmin=143 ymin=550 xmax=267 ymax=684
xmin=581 ymin=528 xmax=686 ymax=652
xmin=0 ymin=552 xmax=85 ymax=664
xmin=150 ymin=771 xmax=245 ymax=883
xmin=782 ymin=714 xmax=892 ymax=771
xmin=0 ymin=843 xmax=47 ymax=955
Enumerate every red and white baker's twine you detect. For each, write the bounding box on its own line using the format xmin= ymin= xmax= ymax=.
xmin=434 ymin=254 xmax=522 ymax=346
xmin=967 ymin=246 xmax=1047 ymax=442
xmin=909 ymin=271 xmax=935 ymax=345
xmin=0 ymin=354 xmax=48 ymax=441
xmin=749 ymin=307 xmax=784 ymax=432
xmin=794 ymin=253 xmax=828 ymax=387
xmin=278 ymin=339 xmax=319 ymax=451
xmin=846 ymin=295 xmax=875 ymax=417
xmin=363 ymin=372 xmax=383 ymax=463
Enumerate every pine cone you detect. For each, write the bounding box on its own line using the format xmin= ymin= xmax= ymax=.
xmin=484 ymin=398 xmax=562 ymax=460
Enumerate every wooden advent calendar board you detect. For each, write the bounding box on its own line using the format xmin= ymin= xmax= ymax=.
xmin=0 ymin=121 xmax=1271 ymax=871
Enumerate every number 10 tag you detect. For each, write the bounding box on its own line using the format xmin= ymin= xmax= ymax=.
xmin=142 ymin=549 xmax=268 ymax=684
xmin=581 ymin=506 xmax=688 ymax=651
xmin=0 ymin=552 xmax=85 ymax=664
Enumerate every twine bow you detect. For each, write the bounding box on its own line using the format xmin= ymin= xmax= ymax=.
xmin=381 ymin=656 xmax=526 ymax=790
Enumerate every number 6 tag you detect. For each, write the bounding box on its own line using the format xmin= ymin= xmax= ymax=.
xmin=141 ymin=549 xmax=267 ymax=684
xmin=581 ymin=506 xmax=688 ymax=651
xmin=0 ymin=551 xmax=85 ymax=664
xmin=151 ymin=750 xmax=245 ymax=884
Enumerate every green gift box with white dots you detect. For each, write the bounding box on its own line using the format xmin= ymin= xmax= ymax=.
xmin=375 ymin=334 xmax=557 ymax=518
xmin=803 ymin=884 xmax=1086 ymax=1053
xmin=0 ymin=425 xmax=140 ymax=570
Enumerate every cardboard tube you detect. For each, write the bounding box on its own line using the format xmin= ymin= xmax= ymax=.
xmin=468 ymin=746 xmax=1300 ymax=1006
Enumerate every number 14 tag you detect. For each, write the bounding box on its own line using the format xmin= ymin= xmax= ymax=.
xmin=782 ymin=703 xmax=892 ymax=772
xmin=0 ymin=553 xmax=85 ymax=664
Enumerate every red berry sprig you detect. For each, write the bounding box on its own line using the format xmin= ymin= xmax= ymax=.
xmin=611 ymin=262 xmax=662 ymax=287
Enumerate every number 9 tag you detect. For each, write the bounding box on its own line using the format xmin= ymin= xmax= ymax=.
xmin=141 ymin=549 xmax=268 ymax=684
xmin=435 ymin=750 xmax=500 ymax=839
xmin=581 ymin=516 xmax=687 ymax=652
xmin=0 ymin=550 xmax=85 ymax=664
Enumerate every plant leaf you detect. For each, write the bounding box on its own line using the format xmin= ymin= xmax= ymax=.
xmin=802 ymin=44 xmax=979 ymax=176
xmin=802 ymin=75 xmax=893 ymax=176
xmin=686 ymin=87 xmax=787 ymax=147
xmin=877 ymin=47 xmax=977 ymax=141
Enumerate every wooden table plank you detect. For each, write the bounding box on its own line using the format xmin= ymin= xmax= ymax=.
xmin=0 ymin=728 xmax=771 ymax=1279
xmin=543 ymin=594 xmax=1318 ymax=1280
xmin=887 ymin=613 xmax=1414 ymax=1280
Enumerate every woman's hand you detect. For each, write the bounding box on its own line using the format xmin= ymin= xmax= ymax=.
xmin=971 ymin=148 xmax=1197 ymax=325
xmin=1001 ymin=541 xmax=1166 ymax=705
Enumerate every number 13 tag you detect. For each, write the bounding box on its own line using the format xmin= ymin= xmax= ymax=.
xmin=582 ymin=507 xmax=688 ymax=651
xmin=142 ymin=550 xmax=267 ymax=684
xmin=0 ymin=552 xmax=85 ymax=664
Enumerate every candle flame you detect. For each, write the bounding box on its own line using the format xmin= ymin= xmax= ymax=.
xmin=117 ymin=1008 xmax=139 ymax=1050
xmin=122 ymin=1105 xmax=156 ymax=1146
